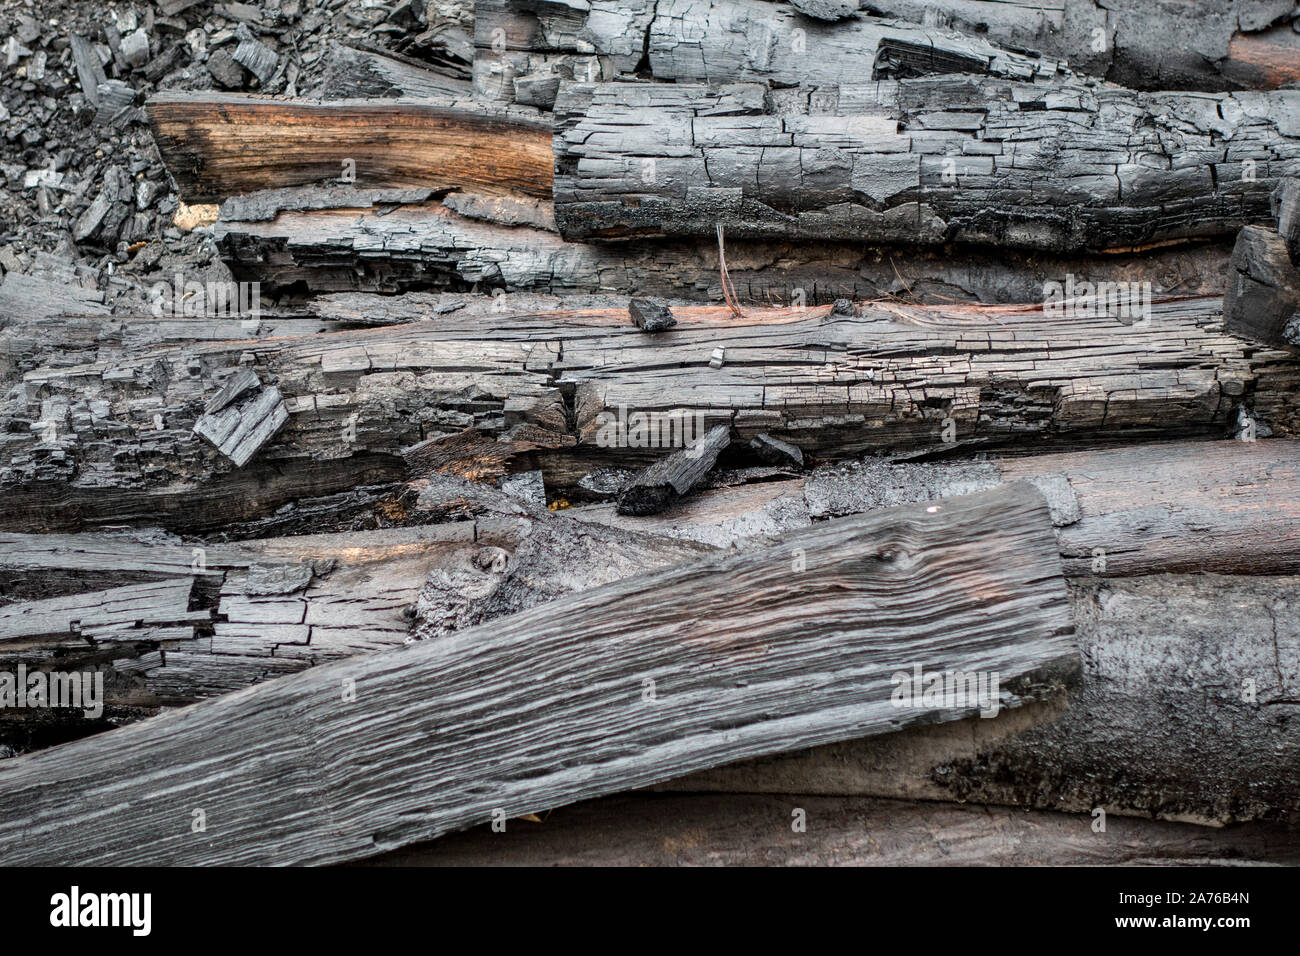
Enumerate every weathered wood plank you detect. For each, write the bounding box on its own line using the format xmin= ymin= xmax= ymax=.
xmin=145 ymin=93 xmax=552 ymax=204
xmin=0 ymin=484 xmax=1075 ymax=865
xmin=5 ymin=296 xmax=1297 ymax=533
xmin=370 ymin=793 xmax=1300 ymax=866
xmin=553 ymin=80 xmax=1300 ymax=250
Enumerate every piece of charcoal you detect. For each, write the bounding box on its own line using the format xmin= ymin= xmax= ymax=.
xmin=73 ymin=193 xmax=111 ymax=242
xmin=233 ymin=37 xmax=278 ymax=86
xmin=242 ymin=563 xmax=314 ymax=596
xmin=629 ymin=296 xmax=677 ymax=332
xmin=120 ymin=28 xmax=150 ymax=69
xmin=617 ymin=425 xmax=730 ymax=516
xmin=205 ymin=48 xmax=246 ymax=88
xmin=70 ymin=35 xmax=107 ymax=106
xmin=94 ymin=80 xmax=137 ymax=124
xmin=749 ymin=433 xmax=804 ymax=470
xmin=789 ymin=0 xmax=859 ymax=20
xmin=194 ymin=386 xmax=289 ymax=467
xmin=205 ymin=367 xmax=262 ymax=414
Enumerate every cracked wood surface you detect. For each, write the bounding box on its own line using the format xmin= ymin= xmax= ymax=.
xmin=0 ymin=499 xmax=710 ymax=729
xmin=4 ymin=297 xmax=1296 ymax=533
xmin=554 ymin=79 xmax=1300 ymax=250
xmin=473 ymin=0 xmax=1069 ymax=109
xmin=475 ymin=0 xmax=1300 ymax=104
xmin=862 ymin=0 xmax=1300 ymax=92
xmin=0 ymin=439 xmax=1295 ymax=827
xmin=146 ymin=93 xmax=552 ymax=204
xmin=214 ymin=197 xmax=1234 ymax=302
xmin=0 ymin=484 xmax=1076 ymax=865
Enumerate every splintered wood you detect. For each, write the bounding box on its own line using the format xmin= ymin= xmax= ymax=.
xmin=0 ymin=485 xmax=1076 ymax=865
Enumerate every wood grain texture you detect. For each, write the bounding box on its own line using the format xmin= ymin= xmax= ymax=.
xmin=664 ymin=573 xmax=1300 ymax=826
xmin=0 ymin=484 xmax=1075 ymax=865
xmin=553 ymin=79 xmax=1300 ymax=250
xmin=5 ymin=296 xmax=1297 ymax=533
xmin=146 ymin=93 xmax=553 ymax=204
xmin=370 ymin=793 xmax=1300 ymax=866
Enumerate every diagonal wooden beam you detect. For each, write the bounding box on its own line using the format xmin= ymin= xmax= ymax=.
xmin=0 ymin=483 xmax=1074 ymax=865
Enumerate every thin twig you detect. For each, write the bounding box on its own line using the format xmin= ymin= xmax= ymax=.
xmin=716 ymin=224 xmax=744 ymax=318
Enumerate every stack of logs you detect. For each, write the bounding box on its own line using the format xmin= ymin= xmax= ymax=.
xmin=0 ymin=0 xmax=1298 ymax=866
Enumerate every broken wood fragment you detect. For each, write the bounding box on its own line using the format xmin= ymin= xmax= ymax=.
xmin=628 ymin=297 xmax=676 ymax=332
xmin=193 ymin=385 xmax=289 ymax=468
xmin=750 ymin=433 xmax=804 ymax=470
xmin=1223 ymin=224 xmax=1300 ymax=347
xmin=617 ymin=425 xmax=731 ymax=515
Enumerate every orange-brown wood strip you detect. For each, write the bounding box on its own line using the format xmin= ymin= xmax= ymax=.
xmin=146 ymin=92 xmax=554 ymax=203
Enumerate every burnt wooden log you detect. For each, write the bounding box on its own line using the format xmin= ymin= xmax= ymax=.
xmin=372 ymin=793 xmax=1300 ymax=866
xmin=473 ymin=0 xmax=1068 ymax=109
xmin=617 ymin=425 xmax=730 ymax=515
xmin=4 ymin=297 xmax=1298 ymax=534
xmin=2 ymin=438 xmax=1296 ymax=721
xmin=862 ymin=0 xmax=1300 ymax=92
xmin=3 ymin=443 xmax=1296 ymax=823
xmin=663 ymin=572 xmax=1300 ymax=826
xmin=1223 ymin=224 xmax=1300 ymax=346
xmin=214 ymin=198 xmax=1235 ymax=301
xmin=0 ymin=484 xmax=1077 ymax=865
xmin=576 ymin=439 xmax=1300 ymax=579
xmin=475 ymin=0 xmax=1300 ymax=103
xmin=146 ymin=93 xmax=551 ymax=204
xmin=553 ymin=79 xmax=1300 ymax=250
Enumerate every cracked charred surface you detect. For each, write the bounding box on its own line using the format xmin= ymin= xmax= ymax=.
xmin=3 ymin=298 xmax=1296 ymax=533
xmin=475 ymin=0 xmax=1300 ymax=105
xmin=215 ymin=197 xmax=1235 ymax=302
xmin=553 ymin=79 xmax=1300 ymax=250
xmin=862 ymin=0 xmax=1300 ymax=92
xmin=473 ymin=0 xmax=1070 ymax=110
xmin=666 ymin=574 xmax=1300 ymax=827
xmin=0 ymin=485 xmax=709 ymax=741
